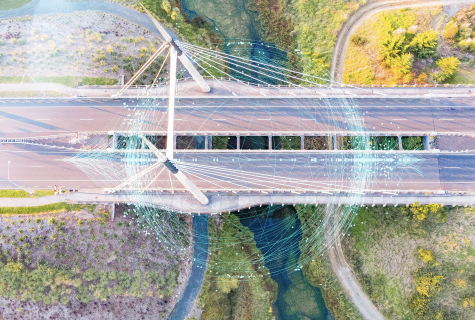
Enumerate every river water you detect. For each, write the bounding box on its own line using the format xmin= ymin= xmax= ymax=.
xmin=238 ymin=206 xmax=333 ymax=320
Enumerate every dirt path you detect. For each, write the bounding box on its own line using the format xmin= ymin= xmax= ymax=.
xmin=327 ymin=236 xmax=386 ymax=320
xmin=323 ymin=207 xmax=385 ymax=320
xmin=330 ymin=0 xmax=475 ymax=83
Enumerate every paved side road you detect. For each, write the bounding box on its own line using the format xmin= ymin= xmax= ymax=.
xmin=331 ymin=0 xmax=475 ymax=82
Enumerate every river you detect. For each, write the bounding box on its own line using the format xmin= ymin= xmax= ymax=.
xmin=238 ymin=205 xmax=334 ymax=320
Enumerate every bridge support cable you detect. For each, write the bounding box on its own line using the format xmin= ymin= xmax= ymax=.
xmin=150 ymin=48 xmax=170 ymax=89
xmin=182 ymin=44 xmax=331 ymax=89
xmin=182 ymin=48 xmax=274 ymax=88
xmin=140 ymin=3 xmax=210 ymax=93
xmin=141 ymin=166 xmax=166 ymax=193
xmin=115 ymin=42 xmax=167 ymax=96
xmin=177 ymin=162 xmax=353 ymax=193
xmin=182 ymin=51 xmax=259 ymax=96
xmin=180 ymin=42 xmax=333 ymax=87
xmin=137 ymin=134 xmax=209 ymax=204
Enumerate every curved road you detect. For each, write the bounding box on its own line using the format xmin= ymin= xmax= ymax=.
xmin=331 ymin=0 xmax=475 ymax=83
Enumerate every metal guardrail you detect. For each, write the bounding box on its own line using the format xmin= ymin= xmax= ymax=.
xmin=77 ymin=77 xmax=475 ymax=90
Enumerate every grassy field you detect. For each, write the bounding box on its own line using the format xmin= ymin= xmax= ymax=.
xmin=0 ymin=76 xmax=117 ymax=87
xmin=0 ymin=202 xmax=88 ymax=214
xmin=0 ymin=190 xmax=55 ymax=198
xmin=343 ymin=203 xmax=475 ymax=319
xmin=0 ymin=0 xmax=32 ymax=11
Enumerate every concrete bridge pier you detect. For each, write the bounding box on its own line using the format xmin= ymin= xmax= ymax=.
xmin=397 ymin=135 xmax=403 ymax=150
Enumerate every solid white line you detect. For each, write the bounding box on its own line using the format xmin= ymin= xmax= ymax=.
xmin=443 ymin=167 xmax=460 ymax=169
xmin=392 ymin=119 xmax=407 ymax=121
xmin=212 ymin=119 xmax=226 ymax=120
xmin=30 ymin=166 xmax=44 ymax=167
xmin=438 ymin=119 xmax=454 ymax=121
xmin=80 ymin=119 xmax=94 ymax=121
xmin=257 ymin=119 xmax=271 ymax=121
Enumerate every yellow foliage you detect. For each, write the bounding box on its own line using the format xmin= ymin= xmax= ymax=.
xmin=418 ymin=248 xmax=435 ymax=263
xmin=463 ymin=298 xmax=475 ymax=308
xmin=415 ymin=273 xmax=443 ymax=297
xmin=454 ymin=279 xmax=467 ymax=288
xmin=443 ymin=20 xmax=458 ymax=41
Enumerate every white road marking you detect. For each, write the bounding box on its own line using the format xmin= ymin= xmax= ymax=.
xmin=30 ymin=166 xmax=44 ymax=168
xmin=438 ymin=119 xmax=454 ymax=121
xmin=212 ymin=119 xmax=226 ymax=120
xmin=257 ymin=165 xmax=271 ymax=167
xmin=257 ymin=119 xmax=272 ymax=121
xmin=392 ymin=119 xmax=407 ymax=121
xmin=444 ymin=167 xmax=460 ymax=169
xmin=80 ymin=119 xmax=94 ymax=121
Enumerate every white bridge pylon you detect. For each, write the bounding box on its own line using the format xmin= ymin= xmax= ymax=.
xmin=110 ymin=4 xmax=210 ymax=205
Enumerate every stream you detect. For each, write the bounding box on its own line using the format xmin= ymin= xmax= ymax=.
xmin=239 ymin=206 xmax=334 ymax=320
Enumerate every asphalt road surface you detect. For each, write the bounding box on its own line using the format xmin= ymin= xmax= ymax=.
xmin=0 ymin=144 xmax=473 ymax=193
xmin=0 ymin=97 xmax=474 ymax=136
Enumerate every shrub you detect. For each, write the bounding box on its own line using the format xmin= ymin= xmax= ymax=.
xmin=162 ymin=0 xmax=171 ymax=14
xmin=409 ymin=30 xmax=438 ymax=59
xmin=443 ymin=20 xmax=458 ymax=41
xmin=432 ymin=57 xmax=460 ymax=83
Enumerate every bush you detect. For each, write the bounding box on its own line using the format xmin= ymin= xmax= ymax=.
xmin=409 ymin=30 xmax=438 ymax=59
xmin=432 ymin=57 xmax=460 ymax=83
xmin=81 ymin=77 xmax=118 ymax=85
xmin=443 ymin=20 xmax=458 ymax=41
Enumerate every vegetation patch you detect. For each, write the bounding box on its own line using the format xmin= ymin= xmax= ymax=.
xmin=296 ymin=204 xmax=364 ymax=320
xmin=343 ymin=7 xmax=468 ymax=85
xmin=343 ymin=202 xmax=475 ymax=319
xmin=0 ymin=204 xmax=192 ymax=319
xmin=247 ymin=0 xmax=365 ymax=78
xmin=198 ymin=214 xmax=278 ymax=319
xmin=0 ymin=0 xmax=32 ymax=11
xmin=0 ymin=190 xmax=57 ymax=198
xmin=0 ymin=203 xmax=89 ymax=215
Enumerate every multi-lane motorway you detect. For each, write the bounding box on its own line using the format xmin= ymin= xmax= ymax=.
xmin=0 ymin=143 xmax=473 ymax=193
xmin=0 ymin=97 xmax=474 ymax=136
xmin=0 ymin=96 xmax=474 ymax=194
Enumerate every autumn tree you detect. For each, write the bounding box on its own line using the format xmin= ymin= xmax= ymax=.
xmin=432 ymin=57 xmax=460 ymax=83
xmin=442 ymin=20 xmax=458 ymax=41
xmin=409 ymin=30 xmax=438 ymax=59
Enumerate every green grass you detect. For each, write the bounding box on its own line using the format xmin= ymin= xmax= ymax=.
xmin=0 ymin=190 xmax=30 ymax=198
xmin=0 ymin=202 xmax=86 ymax=214
xmin=32 ymin=190 xmax=56 ymax=197
xmin=0 ymin=0 xmax=32 ymax=11
xmin=0 ymin=190 xmax=57 ymax=198
xmin=443 ymin=71 xmax=475 ymax=84
xmin=0 ymin=76 xmax=118 ymax=87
